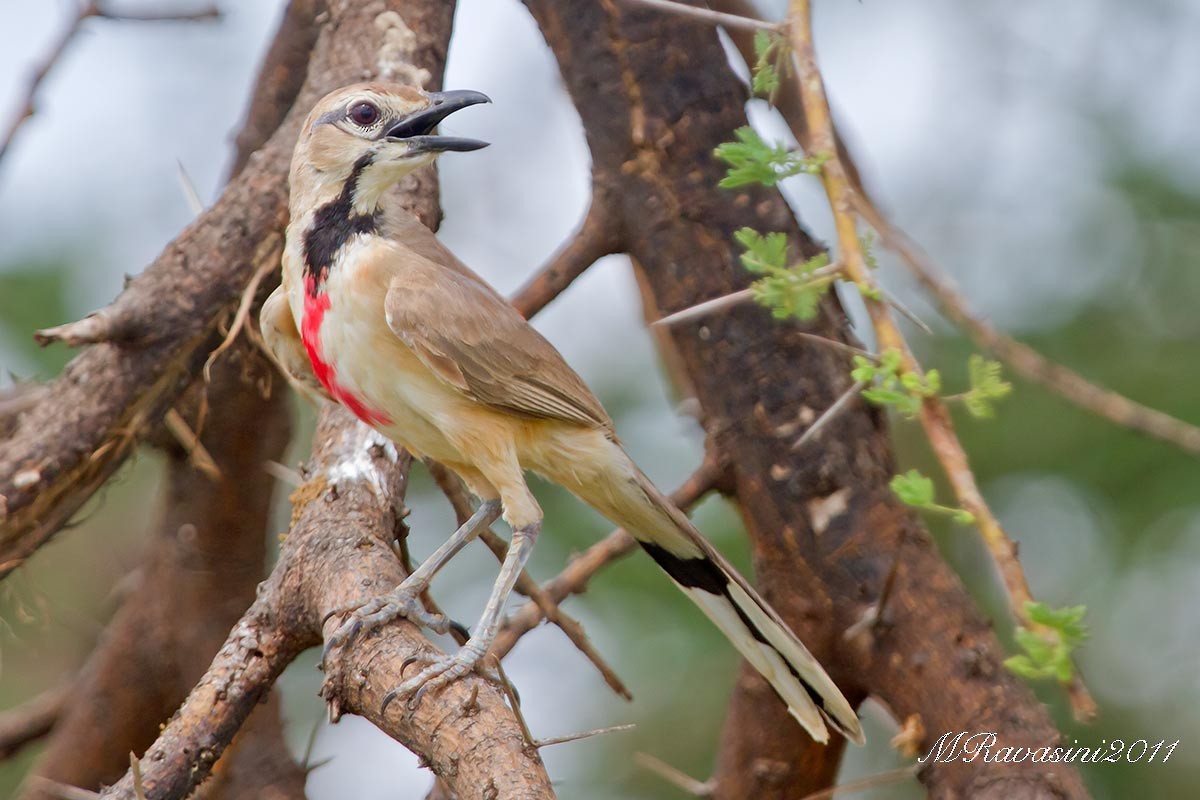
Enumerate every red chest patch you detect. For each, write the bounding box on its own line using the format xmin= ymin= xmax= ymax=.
xmin=300 ymin=275 xmax=392 ymax=427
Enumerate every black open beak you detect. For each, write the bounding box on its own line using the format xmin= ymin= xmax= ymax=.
xmin=384 ymin=89 xmax=491 ymax=152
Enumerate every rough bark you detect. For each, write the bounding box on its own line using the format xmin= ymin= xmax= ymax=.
xmin=0 ymin=0 xmax=441 ymax=575
xmin=524 ymin=1 xmax=1089 ymax=797
xmin=13 ymin=4 xmax=330 ymax=796
xmin=21 ymin=2 xmax=555 ymax=796
xmin=95 ymin=408 xmax=554 ymax=800
xmin=17 ymin=347 xmax=297 ymax=800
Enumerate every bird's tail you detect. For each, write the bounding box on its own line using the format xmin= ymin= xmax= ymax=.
xmin=563 ymin=443 xmax=864 ymax=744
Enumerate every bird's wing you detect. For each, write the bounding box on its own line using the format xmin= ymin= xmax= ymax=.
xmin=259 ymin=284 xmax=331 ymax=404
xmin=383 ymin=254 xmax=612 ymax=431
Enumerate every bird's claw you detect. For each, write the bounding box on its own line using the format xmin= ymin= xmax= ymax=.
xmin=321 ymin=587 xmax=451 ymax=667
xmin=379 ymin=643 xmax=495 ymax=716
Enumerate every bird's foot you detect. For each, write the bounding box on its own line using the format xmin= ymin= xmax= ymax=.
xmin=381 ymin=638 xmax=496 ymax=714
xmin=322 ymin=587 xmax=462 ymax=666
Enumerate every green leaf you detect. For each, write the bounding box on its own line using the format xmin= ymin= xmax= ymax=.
xmin=1005 ymin=602 xmax=1090 ymax=684
xmin=890 ymin=469 xmax=935 ymax=507
xmin=751 ymin=29 xmax=788 ymax=101
xmin=962 ymin=354 xmax=1012 ymax=418
xmin=714 ymin=127 xmax=825 ymax=189
xmin=733 ymin=227 xmax=789 ymax=274
xmin=850 ymin=355 xmax=878 ymax=383
xmin=1026 ymin=602 xmax=1089 ymax=645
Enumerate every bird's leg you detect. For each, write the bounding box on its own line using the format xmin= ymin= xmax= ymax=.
xmin=323 ymin=498 xmax=503 ymax=661
xmin=384 ymin=519 xmax=541 ymax=709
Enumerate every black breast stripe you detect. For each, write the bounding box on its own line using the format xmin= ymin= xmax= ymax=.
xmin=302 ymin=154 xmax=378 ymax=289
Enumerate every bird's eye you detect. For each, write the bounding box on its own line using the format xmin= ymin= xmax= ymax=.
xmin=348 ymin=102 xmax=380 ymax=127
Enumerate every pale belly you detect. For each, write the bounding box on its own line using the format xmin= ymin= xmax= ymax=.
xmin=296 ymin=279 xmax=469 ymax=465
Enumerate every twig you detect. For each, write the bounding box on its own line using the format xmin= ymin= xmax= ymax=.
xmin=511 ymin=190 xmax=621 ymax=318
xmin=203 ymin=232 xmax=284 ymax=381
xmin=25 ymin=778 xmax=100 ymax=800
xmin=0 ymin=1 xmax=219 ymax=167
xmin=785 ymin=0 xmax=1096 ymax=720
xmin=162 ymin=408 xmax=221 ymax=482
xmin=861 ymin=204 xmax=1200 ymax=455
xmin=795 ymin=331 xmax=876 ymax=360
xmin=493 ymin=659 xmax=536 ymax=749
xmin=428 ymin=463 xmax=632 ymax=699
xmin=792 ymin=380 xmax=864 ymax=452
xmin=796 ymin=765 xmax=918 ymax=800
xmin=621 ymin=0 xmax=777 ymax=33
xmin=493 ymin=454 xmax=725 ymax=657
xmin=634 ymin=752 xmax=714 ymax=797
xmin=0 ymin=683 xmax=70 ymax=760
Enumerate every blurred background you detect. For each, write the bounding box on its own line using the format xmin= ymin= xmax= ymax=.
xmin=2 ymin=0 xmax=1198 ymax=797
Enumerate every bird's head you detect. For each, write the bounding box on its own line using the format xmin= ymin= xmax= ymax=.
xmin=290 ymin=82 xmax=490 ymax=213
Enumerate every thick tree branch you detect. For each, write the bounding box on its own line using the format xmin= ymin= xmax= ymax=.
xmin=0 ymin=0 xmax=444 ymax=577
xmin=0 ymin=684 xmax=69 ymax=762
xmin=97 ymin=408 xmax=554 ymax=800
xmin=510 ymin=185 xmax=622 ymax=318
xmin=524 ymin=0 xmax=1090 ymax=796
xmin=17 ymin=346 xmax=297 ymax=800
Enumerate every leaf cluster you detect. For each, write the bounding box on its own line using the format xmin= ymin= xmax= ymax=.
xmin=734 ymin=227 xmax=834 ymax=321
xmin=852 ymin=349 xmax=940 ymax=418
xmin=751 ymin=29 xmax=789 ymax=101
xmin=1004 ymin=602 xmax=1090 ymax=682
xmin=962 ymin=354 xmax=1013 ymax=418
xmin=714 ymin=127 xmax=827 ymax=189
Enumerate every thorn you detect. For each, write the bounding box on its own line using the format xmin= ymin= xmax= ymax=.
xmin=652 ymin=288 xmax=753 ymax=327
xmin=535 ymin=722 xmax=635 ymax=749
xmin=459 ymin=683 xmax=480 ymax=716
xmin=494 ymin=659 xmax=535 ymax=748
xmin=176 ymin=159 xmax=204 ymax=215
xmin=879 ymin=286 xmax=932 ymax=335
xmin=792 ymin=380 xmax=865 ymax=452
xmin=263 ymin=459 xmax=303 ymax=487
xmin=130 ymin=752 xmax=146 ymax=800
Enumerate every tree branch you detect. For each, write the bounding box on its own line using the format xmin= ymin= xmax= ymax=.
xmin=524 ymin=0 xmax=1092 ymax=795
xmin=427 ymin=462 xmax=633 ymax=700
xmin=785 ymin=0 xmax=1095 ymax=719
xmin=493 ymin=453 xmax=726 ymax=658
xmin=97 ymin=408 xmax=554 ymax=800
xmin=17 ymin=345 xmax=298 ymax=800
xmin=711 ymin=0 xmax=1200 ymax=456
xmin=0 ymin=0 xmax=444 ymax=577
xmin=510 ymin=186 xmax=622 ymax=318
xmin=0 ymin=1 xmax=219 ymax=168
xmin=0 ymin=684 xmax=69 ymax=762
